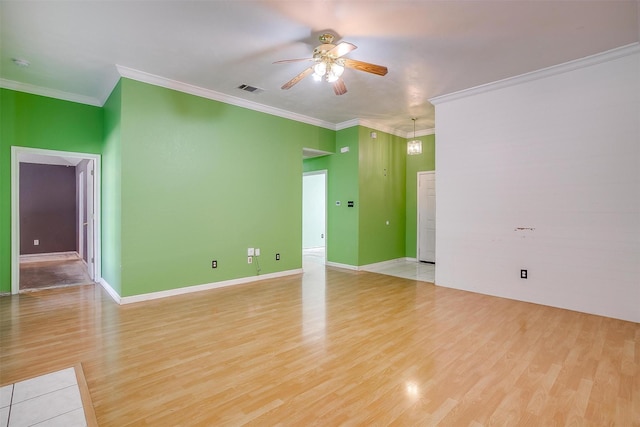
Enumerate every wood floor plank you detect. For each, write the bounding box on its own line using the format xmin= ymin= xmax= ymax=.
xmin=1 ymin=267 xmax=638 ymax=426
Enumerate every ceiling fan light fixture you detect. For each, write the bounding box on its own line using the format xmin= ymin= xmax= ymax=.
xmin=276 ymin=33 xmax=387 ymax=95
xmin=331 ymin=62 xmax=344 ymax=77
xmin=313 ymin=61 xmax=327 ymax=78
xmin=407 ymin=118 xmax=422 ymax=156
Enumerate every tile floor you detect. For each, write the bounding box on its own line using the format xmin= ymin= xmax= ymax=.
xmin=0 ymin=367 xmax=87 ymax=427
xmin=303 ymin=247 xmax=435 ymax=283
xmin=360 ymin=258 xmax=436 ymax=282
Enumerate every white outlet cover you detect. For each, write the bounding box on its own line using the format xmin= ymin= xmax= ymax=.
xmin=255 ymin=248 xmax=260 ymax=256
xmin=247 ymin=248 xmax=254 ymax=256
xmin=34 ymin=239 xmax=39 ymax=245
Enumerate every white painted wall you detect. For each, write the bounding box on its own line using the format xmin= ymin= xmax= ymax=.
xmin=433 ymin=50 xmax=640 ymax=322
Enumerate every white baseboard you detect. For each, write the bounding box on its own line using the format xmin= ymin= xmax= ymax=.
xmin=98 ymin=278 xmax=122 ymax=304
xmin=404 ymin=257 xmax=418 ymax=263
xmin=325 ymin=261 xmax=358 ymax=271
xmin=118 ymin=269 xmax=303 ymax=305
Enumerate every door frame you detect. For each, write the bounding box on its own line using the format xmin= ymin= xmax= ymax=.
xmin=302 ymin=170 xmax=327 ymax=254
xmin=10 ymin=146 xmax=102 ymax=294
xmin=416 ymin=171 xmax=436 ymax=263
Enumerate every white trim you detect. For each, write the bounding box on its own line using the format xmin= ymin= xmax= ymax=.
xmin=118 ymin=269 xmax=303 ymax=305
xmin=414 ymin=128 xmax=436 ymax=138
xmin=335 ymin=118 xmax=435 ymax=139
xmin=404 ymin=257 xmax=418 ymax=263
xmin=11 ymin=147 xmax=102 ymax=294
xmin=116 ymin=65 xmax=336 ymax=130
xmin=430 ymin=43 xmax=640 ymax=105
xmin=0 ymin=78 xmax=102 ymax=107
xmin=117 ymin=65 xmax=435 ymax=137
xmin=325 ymin=261 xmax=358 ymax=270
xmin=335 ymin=119 xmax=360 ymax=130
xmin=1 ymin=71 xmax=435 ymax=138
xmin=98 ymin=278 xmax=122 ymax=305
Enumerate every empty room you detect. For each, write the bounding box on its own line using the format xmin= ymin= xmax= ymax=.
xmin=0 ymin=1 xmax=638 ymax=426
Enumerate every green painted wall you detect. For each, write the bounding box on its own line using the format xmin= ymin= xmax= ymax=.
xmin=0 ymin=89 xmax=103 ymax=293
xmin=405 ymin=134 xmax=436 ymax=258
xmin=303 ymin=126 xmax=359 ymax=266
xmin=102 ymin=81 xmax=122 ymax=295
xmin=358 ymin=126 xmax=406 ymax=265
xmin=2 ymin=82 xmax=434 ymax=296
xmin=117 ymin=79 xmax=335 ymax=297
xmin=304 ymin=126 xmax=408 ymax=267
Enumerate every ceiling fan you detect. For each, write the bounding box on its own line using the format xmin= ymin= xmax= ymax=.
xmin=274 ymin=33 xmax=388 ymax=95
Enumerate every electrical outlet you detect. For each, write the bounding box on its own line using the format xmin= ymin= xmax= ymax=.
xmin=255 ymin=248 xmax=260 ymax=256
xmin=212 ymin=260 xmax=217 ymax=269
xmin=34 ymin=239 xmax=39 ymax=246
xmin=276 ymin=253 xmax=280 ymax=261
xmin=521 ymin=269 xmax=528 ymax=279
xmin=248 ymin=248 xmax=255 ymax=256
xmin=248 ymin=256 xmax=253 ymax=264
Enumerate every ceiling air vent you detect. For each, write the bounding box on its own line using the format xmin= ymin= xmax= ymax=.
xmin=237 ymin=84 xmax=263 ymax=94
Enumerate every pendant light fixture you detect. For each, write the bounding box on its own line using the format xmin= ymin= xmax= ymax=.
xmin=407 ymin=118 xmax=422 ymax=155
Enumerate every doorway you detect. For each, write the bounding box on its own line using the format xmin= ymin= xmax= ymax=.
xmin=417 ymin=171 xmax=436 ymax=263
xmin=11 ymin=147 xmax=101 ymax=293
xmin=302 ymin=171 xmax=327 ymax=267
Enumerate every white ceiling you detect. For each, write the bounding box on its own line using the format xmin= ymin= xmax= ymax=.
xmin=1 ymin=1 xmax=639 ymax=134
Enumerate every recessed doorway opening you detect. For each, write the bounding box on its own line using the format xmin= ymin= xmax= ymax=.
xmin=11 ymin=147 xmax=102 ymax=293
xmin=302 ymin=170 xmax=327 ymax=269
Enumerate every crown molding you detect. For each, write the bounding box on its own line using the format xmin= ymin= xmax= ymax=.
xmin=2 ymin=68 xmax=435 ymax=137
xmin=335 ymin=118 xmax=434 ymax=138
xmin=358 ymin=119 xmax=406 ymax=137
xmin=116 ymin=65 xmax=336 ymax=130
xmin=0 ymin=78 xmax=102 ymax=107
xmin=335 ymin=118 xmax=360 ymax=130
xmin=430 ymin=43 xmax=640 ymax=105
xmin=413 ymin=128 xmax=436 ymax=138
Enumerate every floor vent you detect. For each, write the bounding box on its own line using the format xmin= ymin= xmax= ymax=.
xmin=237 ymin=84 xmax=263 ymax=94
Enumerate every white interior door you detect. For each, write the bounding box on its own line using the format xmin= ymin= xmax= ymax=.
xmin=418 ymin=172 xmax=436 ymax=263
xmin=86 ymin=161 xmax=95 ymax=279
xmin=79 ymin=170 xmax=85 ymax=259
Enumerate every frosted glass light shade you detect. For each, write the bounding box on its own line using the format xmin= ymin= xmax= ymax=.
xmin=407 ymin=139 xmax=422 ymax=155
xmin=313 ymin=61 xmax=327 ymax=77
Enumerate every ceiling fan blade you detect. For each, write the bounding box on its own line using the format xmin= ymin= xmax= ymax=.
xmin=343 ymin=58 xmax=388 ymax=76
xmin=328 ymin=42 xmax=357 ymax=58
xmin=273 ymin=58 xmax=314 ymax=64
xmin=333 ymin=78 xmax=347 ymax=96
xmin=281 ymin=67 xmax=314 ymax=90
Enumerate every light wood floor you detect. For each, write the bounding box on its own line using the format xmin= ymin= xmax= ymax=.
xmin=1 ymin=267 xmax=638 ymax=426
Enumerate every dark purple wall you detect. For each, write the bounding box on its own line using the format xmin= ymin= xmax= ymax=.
xmin=20 ymin=163 xmax=77 ymax=255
